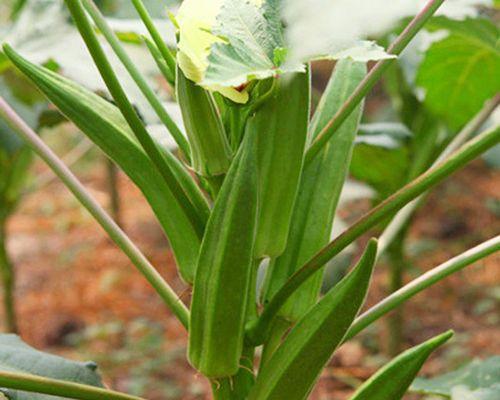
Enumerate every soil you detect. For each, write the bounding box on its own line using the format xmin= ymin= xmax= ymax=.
xmin=4 ymin=151 xmax=500 ymax=399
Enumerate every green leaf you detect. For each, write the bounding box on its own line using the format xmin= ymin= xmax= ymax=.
xmin=411 ymin=356 xmax=500 ymax=399
xmin=0 ymin=334 xmax=103 ymax=400
xmin=4 ymin=45 xmax=206 ymax=283
xmin=249 ymin=240 xmax=377 ymax=400
xmin=203 ymin=0 xmax=297 ymax=88
xmin=350 ymin=123 xmax=412 ymax=197
xmin=417 ymin=17 xmax=500 ymax=129
xmin=448 ymin=384 xmax=500 ymax=400
xmin=349 ymin=330 xmax=453 ymax=400
xmin=261 ymin=59 xmax=366 ymax=322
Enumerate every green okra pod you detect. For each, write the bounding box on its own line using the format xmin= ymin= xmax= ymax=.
xmin=350 ymin=330 xmax=453 ymax=400
xmin=250 ymin=240 xmax=377 ymax=400
xmin=188 ymin=131 xmax=258 ymax=378
xmin=247 ymin=70 xmax=310 ymax=258
xmin=252 ymin=71 xmax=311 ymax=257
xmin=176 ymin=67 xmax=232 ymax=178
xmin=262 ymin=60 xmax=366 ymax=321
xmin=4 ymin=45 xmax=206 ymax=284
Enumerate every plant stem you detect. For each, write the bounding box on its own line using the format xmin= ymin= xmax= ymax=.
xmin=0 ymin=95 xmax=190 ymax=329
xmin=246 ymin=124 xmax=500 ymax=345
xmin=0 ymin=218 xmax=17 ymax=333
xmin=386 ymin=228 xmax=408 ymax=356
xmin=142 ymin=36 xmax=175 ymax=85
xmin=0 ymin=370 xmax=144 ymax=400
xmin=82 ymin=0 xmax=190 ymax=160
xmin=105 ymin=158 xmax=121 ymax=227
xmin=27 ymin=138 xmax=94 ymax=195
xmin=305 ymin=0 xmax=446 ymax=164
xmin=378 ymin=94 xmax=500 ymax=254
xmin=260 ymin=316 xmax=289 ymax=367
xmin=345 ymin=235 xmax=500 ymax=341
xmin=130 ymin=0 xmax=177 ymax=75
xmin=65 ymin=0 xmax=205 ymax=237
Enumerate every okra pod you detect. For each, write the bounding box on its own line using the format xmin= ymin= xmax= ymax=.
xmin=250 ymin=240 xmax=377 ymax=400
xmin=248 ymin=70 xmax=310 ymax=258
xmin=176 ymin=67 xmax=232 ymax=177
xmin=262 ymin=60 xmax=366 ymax=321
xmin=350 ymin=330 xmax=453 ymax=400
xmin=188 ymin=131 xmax=258 ymax=378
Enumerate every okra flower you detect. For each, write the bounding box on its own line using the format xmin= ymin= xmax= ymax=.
xmin=174 ymin=0 xmax=491 ymax=104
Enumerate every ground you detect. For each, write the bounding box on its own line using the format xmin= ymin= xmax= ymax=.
xmin=4 ymin=132 xmax=500 ymax=399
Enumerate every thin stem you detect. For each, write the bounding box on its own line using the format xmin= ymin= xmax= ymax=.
xmin=65 ymin=0 xmax=204 ymax=237
xmin=246 ymin=124 xmax=500 ymax=345
xmin=386 ymin=229 xmax=407 ymax=356
xmin=130 ymin=0 xmax=177 ymax=75
xmin=0 ymin=370 xmax=144 ymax=400
xmin=142 ymin=35 xmax=175 ymax=85
xmin=0 ymin=96 xmax=189 ymax=329
xmin=105 ymin=158 xmax=121 ymax=227
xmin=345 ymin=235 xmax=500 ymax=341
xmin=0 ymin=218 xmax=17 ymax=333
xmin=27 ymin=138 xmax=94 ymax=194
xmin=305 ymin=0 xmax=446 ymax=164
xmin=378 ymin=94 xmax=500 ymax=254
xmin=82 ymin=0 xmax=190 ymax=160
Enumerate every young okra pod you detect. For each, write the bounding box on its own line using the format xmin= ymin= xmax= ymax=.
xmin=250 ymin=240 xmax=377 ymax=400
xmin=350 ymin=330 xmax=453 ymax=400
xmin=176 ymin=67 xmax=232 ymax=178
xmin=188 ymin=131 xmax=258 ymax=378
xmin=262 ymin=60 xmax=366 ymax=321
xmin=248 ymin=70 xmax=310 ymax=258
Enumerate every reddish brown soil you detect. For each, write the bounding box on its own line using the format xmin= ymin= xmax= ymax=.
xmin=4 ymin=157 xmax=499 ymax=399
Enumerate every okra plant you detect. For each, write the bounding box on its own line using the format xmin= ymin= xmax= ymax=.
xmin=0 ymin=0 xmax=499 ymax=399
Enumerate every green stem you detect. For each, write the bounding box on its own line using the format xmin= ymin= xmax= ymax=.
xmin=0 ymin=218 xmax=17 ymax=333
xmin=345 ymin=235 xmax=500 ymax=341
xmin=305 ymin=0 xmax=446 ymax=164
xmin=378 ymin=94 xmax=500 ymax=254
xmin=82 ymin=0 xmax=190 ymax=160
xmin=27 ymin=138 xmax=94 ymax=195
xmin=246 ymin=125 xmax=500 ymax=345
xmin=0 ymin=370 xmax=143 ymax=400
xmin=386 ymin=229 xmax=408 ymax=356
xmin=0 ymin=96 xmax=190 ymax=329
xmin=65 ymin=0 xmax=205 ymax=237
xmin=142 ymin=36 xmax=175 ymax=85
xmin=105 ymin=158 xmax=121 ymax=227
xmin=260 ymin=316 xmax=289 ymax=368
xmin=211 ymin=345 xmax=256 ymax=400
xmin=130 ymin=0 xmax=177 ymax=75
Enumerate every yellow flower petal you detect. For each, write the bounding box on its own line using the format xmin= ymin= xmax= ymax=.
xmin=176 ymin=0 xmax=264 ymax=103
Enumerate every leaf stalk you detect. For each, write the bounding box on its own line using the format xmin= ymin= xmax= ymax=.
xmin=247 ymin=124 xmax=500 ymax=345
xmin=305 ymin=0 xmax=447 ymax=164
xmin=0 ymin=95 xmax=190 ymax=329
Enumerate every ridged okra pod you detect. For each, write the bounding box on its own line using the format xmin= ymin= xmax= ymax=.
xmin=245 ymin=70 xmax=310 ymax=258
xmin=188 ymin=131 xmax=258 ymax=378
xmin=262 ymin=60 xmax=366 ymax=321
xmin=176 ymin=67 xmax=232 ymax=177
xmin=350 ymin=331 xmax=453 ymax=399
xmin=249 ymin=240 xmax=377 ymax=400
